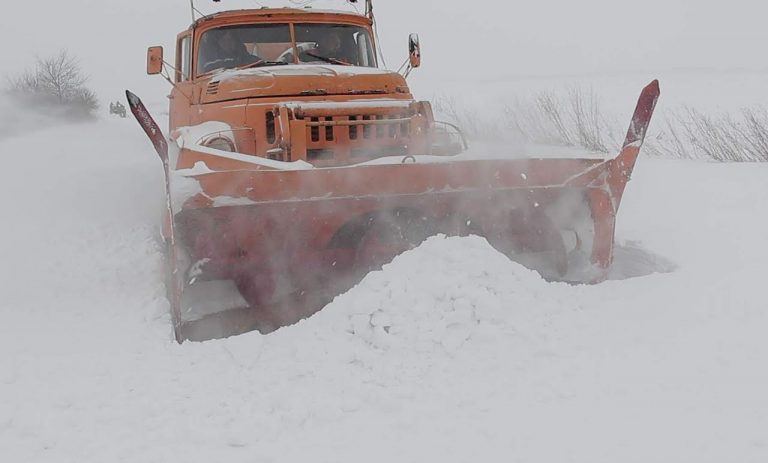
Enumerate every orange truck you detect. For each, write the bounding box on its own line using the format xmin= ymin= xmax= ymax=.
xmin=128 ymin=1 xmax=659 ymax=342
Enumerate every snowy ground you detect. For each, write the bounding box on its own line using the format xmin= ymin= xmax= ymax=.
xmin=1 ymin=116 xmax=767 ymax=462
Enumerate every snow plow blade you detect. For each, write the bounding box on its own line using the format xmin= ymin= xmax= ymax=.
xmin=130 ymin=80 xmax=659 ymax=342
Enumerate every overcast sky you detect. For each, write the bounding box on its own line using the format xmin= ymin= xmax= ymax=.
xmin=1 ymin=0 xmax=766 ymax=104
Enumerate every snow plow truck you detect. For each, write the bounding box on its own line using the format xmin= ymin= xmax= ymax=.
xmin=128 ymin=0 xmax=660 ymax=342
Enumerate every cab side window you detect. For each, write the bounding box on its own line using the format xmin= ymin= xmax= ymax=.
xmin=178 ymin=36 xmax=192 ymax=82
xmin=355 ymin=32 xmax=375 ymax=67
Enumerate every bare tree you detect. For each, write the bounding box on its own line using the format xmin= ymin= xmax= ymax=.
xmin=5 ymin=50 xmax=99 ymax=118
xmin=36 ymin=51 xmax=88 ymax=103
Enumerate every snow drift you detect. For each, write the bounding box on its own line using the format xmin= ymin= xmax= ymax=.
xmin=1 ymin=116 xmax=767 ymax=462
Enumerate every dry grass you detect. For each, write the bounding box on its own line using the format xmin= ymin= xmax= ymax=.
xmin=646 ymin=107 xmax=768 ymax=162
xmin=433 ymin=88 xmax=768 ymax=162
xmin=503 ymin=88 xmax=620 ymax=153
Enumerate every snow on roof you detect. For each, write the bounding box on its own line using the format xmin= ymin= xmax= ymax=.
xmin=194 ymin=6 xmax=368 ymax=28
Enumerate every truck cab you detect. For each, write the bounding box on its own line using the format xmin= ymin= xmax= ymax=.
xmin=148 ymin=8 xmax=456 ymax=168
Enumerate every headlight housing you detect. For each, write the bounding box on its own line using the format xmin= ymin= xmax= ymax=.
xmin=204 ymin=136 xmax=235 ymax=152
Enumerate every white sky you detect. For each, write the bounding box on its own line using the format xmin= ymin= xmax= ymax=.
xmin=0 ymin=0 xmax=766 ymax=105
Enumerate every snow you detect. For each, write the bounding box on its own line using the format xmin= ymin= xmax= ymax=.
xmin=172 ymin=119 xmax=605 ymax=178
xmin=202 ymin=6 xmax=364 ymax=19
xmin=214 ymin=64 xmax=398 ymax=82
xmin=284 ymin=99 xmax=414 ymax=111
xmin=1 ymin=115 xmax=767 ymax=462
xmin=174 ymin=121 xmax=237 ymax=148
xmin=173 ymin=122 xmax=314 ymax=171
xmin=2 ymin=0 xmax=768 ymax=459
xmin=356 ymin=142 xmax=607 ymax=166
xmin=211 ymin=196 xmax=258 ymax=207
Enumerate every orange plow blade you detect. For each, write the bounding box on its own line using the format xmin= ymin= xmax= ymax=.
xmin=136 ymin=81 xmax=659 ymax=342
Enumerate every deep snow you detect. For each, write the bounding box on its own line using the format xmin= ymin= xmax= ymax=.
xmin=1 ymin=116 xmax=767 ymax=462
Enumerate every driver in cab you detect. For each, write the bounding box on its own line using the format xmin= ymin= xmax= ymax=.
xmin=302 ymin=31 xmax=352 ymax=66
xmin=199 ymin=29 xmax=261 ymax=73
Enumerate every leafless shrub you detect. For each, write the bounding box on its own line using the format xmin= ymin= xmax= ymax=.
xmin=502 ymin=93 xmax=572 ymax=146
xmin=648 ymin=107 xmax=768 ymax=162
xmin=502 ymin=88 xmax=620 ymax=154
xmin=643 ymin=115 xmax=696 ymax=160
xmin=433 ymin=89 xmax=618 ymax=152
xmin=5 ymin=50 xmax=99 ymax=120
xmin=432 ymin=95 xmax=504 ymax=141
xmin=567 ymin=88 xmax=617 ymax=153
xmin=436 ymin=87 xmax=767 ymax=162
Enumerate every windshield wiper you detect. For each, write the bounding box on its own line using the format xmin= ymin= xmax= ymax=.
xmin=236 ymin=60 xmax=291 ymax=70
xmin=304 ymin=51 xmax=352 ymax=66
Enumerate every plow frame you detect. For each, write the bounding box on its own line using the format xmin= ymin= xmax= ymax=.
xmin=128 ymin=80 xmax=659 ymax=343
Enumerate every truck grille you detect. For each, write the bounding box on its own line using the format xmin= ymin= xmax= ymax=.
xmin=306 ymin=114 xmax=411 ymax=143
xmin=262 ymin=102 xmax=422 ymax=165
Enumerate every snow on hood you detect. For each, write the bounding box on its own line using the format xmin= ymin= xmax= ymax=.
xmin=202 ymin=64 xmax=408 ymax=103
xmin=212 ymin=64 xmax=396 ymax=80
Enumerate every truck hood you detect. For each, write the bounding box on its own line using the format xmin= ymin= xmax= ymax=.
xmin=201 ymin=65 xmax=409 ymax=103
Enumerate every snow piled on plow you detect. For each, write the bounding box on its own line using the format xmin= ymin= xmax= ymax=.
xmin=2 ymin=118 xmax=768 ymax=462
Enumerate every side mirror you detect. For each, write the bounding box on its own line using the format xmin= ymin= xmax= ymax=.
xmin=409 ymin=33 xmax=421 ymax=68
xmin=147 ymin=46 xmax=164 ymax=75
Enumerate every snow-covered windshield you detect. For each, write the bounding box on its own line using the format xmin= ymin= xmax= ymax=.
xmin=196 ymin=23 xmax=376 ymax=75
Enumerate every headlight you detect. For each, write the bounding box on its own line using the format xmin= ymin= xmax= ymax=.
xmin=204 ymin=136 xmax=235 ymax=152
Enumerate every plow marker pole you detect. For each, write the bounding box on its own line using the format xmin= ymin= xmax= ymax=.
xmin=126 ymin=90 xmax=185 ymax=343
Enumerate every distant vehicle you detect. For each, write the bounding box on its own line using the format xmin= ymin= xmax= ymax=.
xmin=109 ymin=101 xmax=126 ymax=118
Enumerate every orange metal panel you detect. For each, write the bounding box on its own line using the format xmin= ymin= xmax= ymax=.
xmin=288 ymin=119 xmax=308 ymax=161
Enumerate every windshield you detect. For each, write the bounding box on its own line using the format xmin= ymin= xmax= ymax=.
xmin=196 ymin=23 xmax=377 ymax=75
xmin=294 ymin=24 xmax=376 ymax=67
xmin=197 ymin=24 xmax=293 ymax=75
